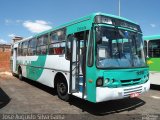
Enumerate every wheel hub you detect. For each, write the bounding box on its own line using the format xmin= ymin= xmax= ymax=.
xmin=58 ymin=83 xmax=66 ymax=94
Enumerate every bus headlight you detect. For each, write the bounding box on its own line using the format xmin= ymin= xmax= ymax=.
xmin=143 ymin=75 xmax=149 ymax=83
xmin=104 ymin=78 xmax=109 ymax=84
xmin=96 ymin=77 xmax=103 ymax=87
xmin=110 ymin=79 xmax=114 ymax=83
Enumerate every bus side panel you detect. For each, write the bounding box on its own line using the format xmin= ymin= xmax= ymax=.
xmin=37 ymin=55 xmax=70 ymax=88
xmin=147 ymin=58 xmax=160 ymax=72
xmin=17 ymin=56 xmax=39 ymax=79
xmin=86 ymin=66 xmax=97 ymax=102
xmin=18 ymin=55 xmax=70 ymax=88
xmin=147 ymin=58 xmax=160 ymax=85
xmin=18 ymin=55 xmax=70 ymax=87
xmin=26 ymin=55 xmax=47 ymax=80
xmin=22 ymin=65 xmax=27 ymax=77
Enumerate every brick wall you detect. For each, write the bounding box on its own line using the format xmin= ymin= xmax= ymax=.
xmin=0 ymin=51 xmax=11 ymax=72
xmin=0 ymin=44 xmax=11 ymax=52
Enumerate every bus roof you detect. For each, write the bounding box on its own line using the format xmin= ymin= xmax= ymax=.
xmin=14 ymin=12 xmax=139 ymax=43
xmin=143 ymin=35 xmax=160 ymax=41
xmin=13 ymin=36 xmax=33 ymax=44
xmin=34 ymin=12 xmax=138 ymax=37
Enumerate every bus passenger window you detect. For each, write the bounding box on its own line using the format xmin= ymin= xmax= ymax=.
xmin=49 ymin=28 xmax=66 ymax=55
xmin=36 ymin=47 xmax=41 ymax=55
xmin=50 ymin=29 xmax=65 ymax=43
xmin=36 ymin=35 xmax=48 ymax=55
xmin=51 ymin=33 xmax=58 ymax=43
xmin=49 ymin=42 xmax=65 ymax=55
xmin=21 ymin=41 xmax=28 ymax=56
xmin=148 ymin=40 xmax=160 ymax=57
xmin=41 ymin=46 xmax=47 ymax=55
xmin=28 ymin=38 xmax=36 ymax=56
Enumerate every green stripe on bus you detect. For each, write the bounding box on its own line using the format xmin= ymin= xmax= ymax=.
xmin=26 ymin=56 xmax=47 ymax=81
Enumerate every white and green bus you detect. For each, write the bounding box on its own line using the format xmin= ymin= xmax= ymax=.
xmin=11 ymin=13 xmax=150 ymax=103
xmin=143 ymin=35 xmax=160 ymax=85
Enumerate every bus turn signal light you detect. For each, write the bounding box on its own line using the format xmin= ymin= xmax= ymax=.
xmin=89 ymin=80 xmax=93 ymax=83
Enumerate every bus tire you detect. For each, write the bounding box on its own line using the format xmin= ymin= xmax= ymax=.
xmin=12 ymin=72 xmax=16 ymax=77
xmin=56 ymin=76 xmax=69 ymax=101
xmin=18 ymin=67 xmax=23 ymax=81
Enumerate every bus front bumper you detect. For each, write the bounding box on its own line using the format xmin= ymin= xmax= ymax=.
xmin=96 ymin=80 xmax=150 ymax=102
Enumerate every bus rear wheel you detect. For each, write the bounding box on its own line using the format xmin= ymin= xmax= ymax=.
xmin=18 ymin=67 xmax=23 ymax=80
xmin=56 ymin=78 xmax=69 ymax=101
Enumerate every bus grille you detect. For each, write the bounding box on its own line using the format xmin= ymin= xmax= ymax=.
xmin=123 ymin=86 xmax=142 ymax=97
xmin=120 ymin=78 xmax=141 ymax=86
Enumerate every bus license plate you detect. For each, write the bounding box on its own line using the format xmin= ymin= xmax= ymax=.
xmin=130 ymin=92 xmax=140 ymax=98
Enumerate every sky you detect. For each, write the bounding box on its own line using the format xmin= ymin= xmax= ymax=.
xmin=0 ymin=0 xmax=160 ymax=44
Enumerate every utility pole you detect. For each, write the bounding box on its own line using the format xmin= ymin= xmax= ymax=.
xmin=118 ymin=0 xmax=121 ymax=16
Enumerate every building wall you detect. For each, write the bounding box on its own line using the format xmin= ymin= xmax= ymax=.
xmin=0 ymin=36 xmax=22 ymax=72
xmin=0 ymin=45 xmax=11 ymax=52
xmin=0 ymin=45 xmax=11 ymax=72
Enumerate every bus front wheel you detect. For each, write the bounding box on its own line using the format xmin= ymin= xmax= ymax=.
xmin=56 ymin=78 xmax=69 ymax=101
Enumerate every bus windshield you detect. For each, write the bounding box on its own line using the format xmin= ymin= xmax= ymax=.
xmin=96 ymin=26 xmax=146 ymax=68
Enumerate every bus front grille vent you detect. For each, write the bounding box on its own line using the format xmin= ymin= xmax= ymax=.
xmin=120 ymin=78 xmax=141 ymax=86
xmin=123 ymin=86 xmax=142 ymax=97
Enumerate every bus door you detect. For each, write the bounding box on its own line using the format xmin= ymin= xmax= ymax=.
xmin=68 ymin=31 xmax=88 ymax=98
xmin=13 ymin=44 xmax=18 ymax=73
xmin=70 ymin=37 xmax=79 ymax=93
